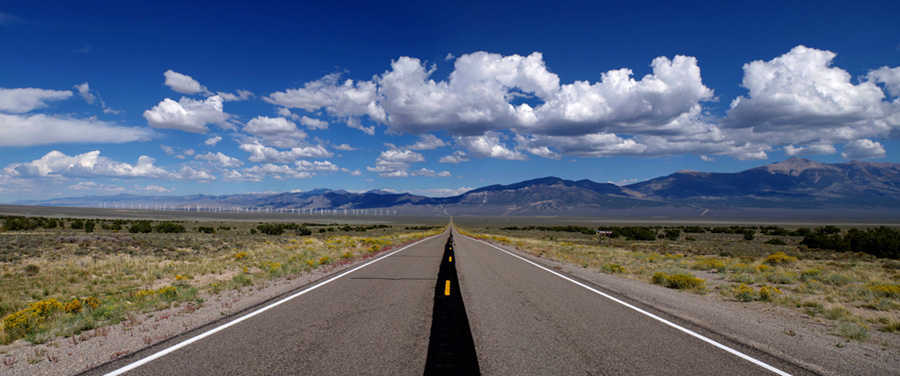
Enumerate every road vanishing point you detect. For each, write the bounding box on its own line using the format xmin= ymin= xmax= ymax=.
xmin=84 ymin=228 xmax=809 ymax=375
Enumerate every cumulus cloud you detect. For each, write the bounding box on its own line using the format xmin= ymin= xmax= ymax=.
xmin=195 ymin=151 xmax=243 ymax=167
xmin=366 ymin=148 xmax=425 ymax=177
xmin=225 ymin=162 xmax=333 ymax=182
xmin=332 ymin=143 xmax=357 ymax=151
xmin=143 ymin=95 xmax=229 ymax=133
xmin=243 ymin=116 xmax=307 ymax=147
xmin=204 ymin=136 xmax=222 ymax=147
xmin=342 ymin=167 xmax=362 ymax=176
xmin=216 ymin=89 xmax=254 ymax=102
xmin=163 ymin=70 xmax=209 ymax=95
xmin=143 ymin=185 xmax=174 ymax=193
xmin=725 ymin=46 xmax=896 ymax=147
xmin=841 ymin=139 xmax=885 ymax=159
xmin=0 ymin=113 xmax=152 ymax=147
xmin=455 ymin=132 xmax=527 ymax=160
xmin=266 ymin=47 xmax=900 ymax=161
xmin=74 ymin=82 xmax=95 ymax=104
xmin=239 ymin=141 xmax=332 ymax=163
xmin=406 ymin=134 xmax=448 ymax=150
xmin=2 ymin=150 xmax=210 ymax=180
xmin=411 ymin=168 xmax=451 ymax=177
xmin=0 ymin=88 xmax=72 ymax=113
xmin=514 ymin=133 xmax=646 ymax=158
xmin=416 ymin=187 xmax=474 ymax=197
xmin=299 ymin=116 xmax=328 ymax=130
xmin=438 ymin=150 xmax=469 ymax=164
xmin=295 ymin=160 xmax=340 ymax=172
xmin=784 ymin=144 xmax=837 ymax=156
xmin=266 ymin=73 xmax=385 ymax=133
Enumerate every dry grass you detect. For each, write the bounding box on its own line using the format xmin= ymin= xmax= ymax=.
xmin=0 ymin=219 xmax=441 ymax=344
xmin=459 ymin=225 xmax=900 ymax=338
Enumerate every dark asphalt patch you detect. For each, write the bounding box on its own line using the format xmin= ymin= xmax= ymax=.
xmin=424 ymin=235 xmax=480 ymax=375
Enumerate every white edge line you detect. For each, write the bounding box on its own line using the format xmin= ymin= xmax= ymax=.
xmin=467 ymin=236 xmax=792 ymax=376
xmin=105 ymin=232 xmax=446 ymax=376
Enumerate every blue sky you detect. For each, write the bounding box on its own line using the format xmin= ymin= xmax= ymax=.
xmin=1 ymin=1 xmax=899 ymax=202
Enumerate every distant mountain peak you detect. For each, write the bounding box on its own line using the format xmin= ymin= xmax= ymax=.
xmin=758 ymin=157 xmax=833 ymax=176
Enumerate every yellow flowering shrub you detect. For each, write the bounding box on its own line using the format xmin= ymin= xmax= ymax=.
xmin=764 ymin=252 xmax=798 ymax=266
xmin=64 ymin=298 xmax=82 ymax=314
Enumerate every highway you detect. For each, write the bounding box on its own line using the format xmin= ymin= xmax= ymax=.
xmin=85 ymin=228 xmax=806 ymax=375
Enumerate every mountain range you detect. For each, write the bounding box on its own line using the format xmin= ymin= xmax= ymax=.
xmin=13 ymin=158 xmax=900 ymax=219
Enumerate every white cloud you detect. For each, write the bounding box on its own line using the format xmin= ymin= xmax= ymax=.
xmin=345 ymin=117 xmax=375 ymax=135
xmin=266 ymin=73 xmax=385 ymax=132
xmin=514 ymin=132 xmax=646 ymax=158
xmin=244 ymin=116 xmax=307 ymax=147
xmin=299 ymin=115 xmax=329 ymax=130
xmin=341 ymin=167 xmax=362 ymax=176
xmin=411 ymin=168 xmax=451 ymax=177
xmin=376 ymin=52 xmax=714 ymax=138
xmin=74 ymin=82 xmax=95 ymax=104
xmin=163 ymin=70 xmax=209 ymax=95
xmin=379 ymin=149 xmax=425 ymax=164
xmin=366 ymin=148 xmax=425 ymax=177
xmin=725 ymin=46 xmax=896 ymax=147
xmin=239 ymin=141 xmax=332 ymax=163
xmin=144 ymin=95 xmax=229 ymax=133
xmin=295 ymin=160 xmax=340 ymax=172
xmin=783 ymin=144 xmax=837 ymax=156
xmin=332 ymin=143 xmax=357 ymax=151
xmin=204 ymin=136 xmax=222 ymax=147
xmin=160 ymin=145 xmax=176 ymax=155
xmin=2 ymin=150 xmax=210 ymax=180
xmin=264 ymin=48 xmax=900 ymax=161
xmin=416 ymin=187 xmax=473 ymax=197
xmin=455 ymin=132 xmax=527 ymax=160
xmin=178 ymin=165 xmax=216 ymax=180
xmin=195 ymin=151 xmax=243 ymax=167
xmin=231 ymin=163 xmax=314 ymax=181
xmin=0 ymin=113 xmax=152 ymax=147
xmin=700 ymin=155 xmax=714 ymax=162
xmin=0 ymin=88 xmax=72 ymax=113
xmin=841 ymin=139 xmax=885 ymax=159
xmin=406 ymin=134 xmax=448 ymax=150
xmin=439 ymin=150 xmax=469 ymax=164
xmin=216 ymin=89 xmax=254 ymax=102
xmin=143 ymin=185 xmax=174 ymax=193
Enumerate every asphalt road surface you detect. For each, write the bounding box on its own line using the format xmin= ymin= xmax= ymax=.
xmin=86 ymin=228 xmax=807 ymax=375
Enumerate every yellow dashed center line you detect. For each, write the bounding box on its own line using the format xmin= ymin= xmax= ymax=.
xmin=449 ymin=256 xmax=453 ymax=262
xmin=444 ymin=280 xmax=451 ymax=296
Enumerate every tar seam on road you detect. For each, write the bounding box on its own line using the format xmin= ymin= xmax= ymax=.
xmin=469 ymin=236 xmax=792 ymax=376
xmin=101 ymin=232 xmax=446 ymax=376
xmin=424 ymin=234 xmax=481 ymax=375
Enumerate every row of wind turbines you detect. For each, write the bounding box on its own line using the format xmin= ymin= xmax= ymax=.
xmin=97 ymin=202 xmax=398 ymax=216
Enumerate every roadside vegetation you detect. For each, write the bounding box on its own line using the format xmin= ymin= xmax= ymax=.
xmin=0 ymin=215 xmax=441 ymax=345
xmin=461 ymin=224 xmax=900 ymax=342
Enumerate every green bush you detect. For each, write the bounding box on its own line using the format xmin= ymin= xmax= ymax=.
xmin=129 ymin=220 xmax=153 ymax=233
xmin=197 ymin=226 xmax=215 ymax=234
xmin=256 ymin=223 xmax=284 ymax=235
xmin=153 ymin=222 xmax=185 ymax=233
xmin=764 ymin=238 xmax=787 ymax=245
xmin=84 ymin=220 xmax=95 ymax=233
